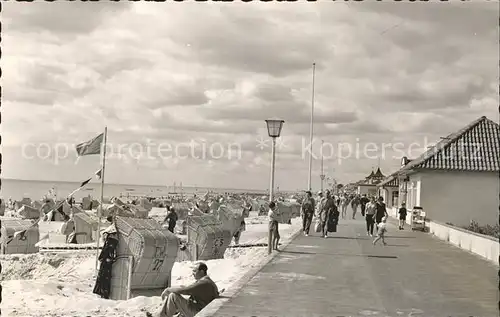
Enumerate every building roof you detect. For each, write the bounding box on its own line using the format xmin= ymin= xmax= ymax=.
xmin=377 ymin=171 xmax=399 ymax=187
xmin=358 ymin=167 xmax=387 ymax=187
xmin=373 ymin=167 xmax=385 ymax=178
xmin=400 ymin=116 xmax=499 ymax=173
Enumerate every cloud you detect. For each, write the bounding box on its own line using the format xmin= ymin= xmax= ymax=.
xmin=3 ymin=1 xmax=130 ymax=37
xmin=133 ymin=74 xmax=210 ymax=109
xmin=4 ymin=61 xmax=100 ymax=106
xmin=201 ymin=82 xmax=359 ymax=125
xmin=162 ymin=5 xmax=335 ymax=78
xmin=148 ymin=109 xmax=260 ymax=136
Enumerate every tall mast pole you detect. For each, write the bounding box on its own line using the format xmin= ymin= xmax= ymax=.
xmin=307 ymin=63 xmax=316 ymax=191
xmin=320 ymin=139 xmax=324 ymax=191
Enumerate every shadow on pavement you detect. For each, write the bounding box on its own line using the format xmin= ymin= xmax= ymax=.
xmin=279 ymin=250 xmax=398 ymax=259
xmin=301 ymin=236 xmax=366 ymax=240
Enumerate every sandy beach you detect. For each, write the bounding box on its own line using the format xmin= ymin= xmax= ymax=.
xmin=1 ymin=211 xmax=301 ymax=317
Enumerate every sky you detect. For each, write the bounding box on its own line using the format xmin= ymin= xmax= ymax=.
xmin=2 ymin=1 xmax=498 ymax=191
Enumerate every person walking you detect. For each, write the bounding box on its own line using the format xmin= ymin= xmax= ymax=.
xmin=340 ymin=194 xmax=349 ymax=219
xmin=316 ymin=191 xmax=325 ymax=212
xmin=398 ymin=202 xmax=407 ymax=230
xmin=360 ymin=194 xmax=369 ymax=217
xmin=336 ymin=195 xmax=341 ymax=207
xmin=365 ymin=196 xmax=377 ymax=236
xmin=320 ymin=190 xmax=338 ymax=238
xmin=373 ymin=216 xmax=388 ymax=246
xmin=314 ymin=191 xmax=325 ymax=233
xmin=268 ymin=201 xmax=281 ymax=251
xmin=301 ymin=191 xmax=315 ymax=236
xmin=164 ymin=206 xmax=178 ymax=233
xmin=351 ymin=194 xmax=360 ymax=219
xmin=375 ymin=196 xmax=389 ymax=225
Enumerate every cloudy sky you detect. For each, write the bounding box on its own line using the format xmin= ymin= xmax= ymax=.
xmin=2 ymin=1 xmax=498 ymax=191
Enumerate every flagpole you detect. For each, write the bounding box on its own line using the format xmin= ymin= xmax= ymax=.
xmin=307 ymin=62 xmax=316 ymax=191
xmin=95 ymin=127 xmax=108 ymax=272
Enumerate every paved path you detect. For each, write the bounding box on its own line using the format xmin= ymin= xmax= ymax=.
xmin=212 ymin=215 xmax=498 ymax=317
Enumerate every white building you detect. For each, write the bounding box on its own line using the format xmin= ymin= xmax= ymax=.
xmin=376 ymin=171 xmax=399 ymax=208
xmin=379 ymin=116 xmax=499 ymax=227
xmin=356 ymin=168 xmax=386 ymax=196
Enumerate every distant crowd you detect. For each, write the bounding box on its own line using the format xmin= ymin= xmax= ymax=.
xmin=267 ymin=190 xmax=409 ymax=249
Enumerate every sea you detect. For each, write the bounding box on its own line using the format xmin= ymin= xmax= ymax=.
xmin=1 ymin=178 xmax=269 ymax=201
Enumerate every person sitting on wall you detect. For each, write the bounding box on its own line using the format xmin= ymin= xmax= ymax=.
xmin=155 ymin=262 xmax=219 ymax=317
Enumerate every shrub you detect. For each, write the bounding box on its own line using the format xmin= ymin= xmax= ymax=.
xmin=462 ymin=220 xmax=500 ymax=239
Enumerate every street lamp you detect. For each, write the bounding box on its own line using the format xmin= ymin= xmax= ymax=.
xmin=265 ymin=119 xmax=284 ymax=255
xmin=265 ymin=119 xmax=285 ymax=202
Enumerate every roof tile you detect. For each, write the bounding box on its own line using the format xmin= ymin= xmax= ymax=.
xmin=402 ymin=116 xmax=499 ymax=172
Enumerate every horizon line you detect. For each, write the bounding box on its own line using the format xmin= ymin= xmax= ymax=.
xmin=2 ymin=177 xmax=300 ymax=193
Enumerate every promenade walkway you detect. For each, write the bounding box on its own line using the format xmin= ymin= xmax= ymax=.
xmin=211 ymin=217 xmax=498 ymax=317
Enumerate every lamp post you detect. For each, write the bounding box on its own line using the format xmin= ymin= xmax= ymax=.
xmin=319 ymin=139 xmax=325 ymax=191
xmin=265 ymin=119 xmax=284 ymax=255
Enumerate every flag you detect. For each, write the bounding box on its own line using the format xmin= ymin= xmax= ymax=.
xmin=75 ymin=133 xmax=104 ymax=156
xmin=95 ymin=168 xmax=102 ymax=180
xmin=80 ymin=177 xmax=92 ymax=188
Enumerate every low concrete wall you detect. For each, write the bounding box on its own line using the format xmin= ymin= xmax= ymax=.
xmin=388 ymin=209 xmax=499 ymax=266
xmin=428 ymin=221 xmax=499 ymax=266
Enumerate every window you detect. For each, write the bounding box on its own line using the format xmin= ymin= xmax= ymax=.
xmin=411 ymin=187 xmax=417 ymax=209
xmin=406 ymin=182 xmax=418 ymax=209
xmin=415 ymin=180 xmax=421 ymax=207
xmin=392 ymin=191 xmax=399 ymax=207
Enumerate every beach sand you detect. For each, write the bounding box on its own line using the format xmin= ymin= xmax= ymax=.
xmin=1 ymin=215 xmax=301 ymax=317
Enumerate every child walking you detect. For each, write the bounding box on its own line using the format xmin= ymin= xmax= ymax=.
xmin=373 ymin=216 xmax=388 ymax=246
xmin=398 ymin=202 xmax=407 ymax=230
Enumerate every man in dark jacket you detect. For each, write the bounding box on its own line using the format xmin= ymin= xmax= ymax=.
xmin=398 ymin=202 xmax=407 ymax=230
xmin=375 ymin=196 xmax=389 ymax=225
xmin=360 ymin=194 xmax=369 ymax=217
xmin=320 ymin=190 xmax=337 ymax=238
xmin=301 ymin=191 xmax=315 ymax=236
xmin=157 ymin=262 xmax=219 ymax=317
